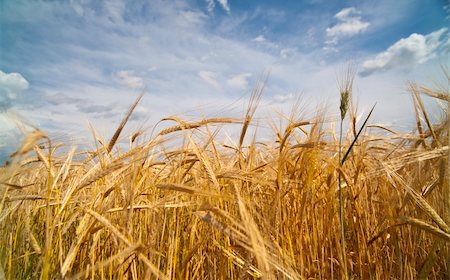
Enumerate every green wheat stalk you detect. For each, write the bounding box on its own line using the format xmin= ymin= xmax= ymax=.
xmin=338 ymin=86 xmax=349 ymax=279
xmin=338 ymin=65 xmax=376 ymax=279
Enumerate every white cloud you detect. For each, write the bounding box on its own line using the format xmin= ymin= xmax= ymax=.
xmin=205 ymin=0 xmax=215 ymax=13
xmin=360 ymin=28 xmax=448 ymax=77
xmin=199 ymin=71 xmax=220 ymax=88
xmin=443 ymin=36 xmax=450 ymax=54
xmin=217 ymin=0 xmax=230 ymax=14
xmin=280 ymin=48 xmax=296 ymax=59
xmin=327 ymin=19 xmax=369 ymax=38
xmin=334 ymin=7 xmax=356 ymax=21
xmin=270 ymin=93 xmax=295 ymax=104
xmin=0 ymin=70 xmax=29 ymax=110
xmin=206 ymin=0 xmax=230 ymax=14
xmin=115 ymin=70 xmax=145 ymax=89
xmin=253 ymin=35 xmax=266 ymax=43
xmin=180 ymin=10 xmax=208 ymax=25
xmin=227 ymin=73 xmax=252 ymax=90
xmin=325 ymin=7 xmax=369 ymax=49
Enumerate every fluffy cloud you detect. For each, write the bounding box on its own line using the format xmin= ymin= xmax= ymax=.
xmin=253 ymin=35 xmax=266 ymax=43
xmin=116 ymin=70 xmax=145 ymax=89
xmin=0 ymin=70 xmax=29 ymax=110
xmin=227 ymin=73 xmax=252 ymax=90
xmin=199 ymin=71 xmax=220 ymax=88
xmin=360 ymin=28 xmax=448 ymax=77
xmin=325 ymin=7 xmax=369 ymax=49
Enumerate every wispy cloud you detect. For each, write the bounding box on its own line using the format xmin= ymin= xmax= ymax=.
xmin=205 ymin=0 xmax=215 ymax=13
xmin=0 ymin=70 xmax=29 ymax=111
xmin=43 ymin=92 xmax=84 ymax=106
xmin=180 ymin=10 xmax=208 ymax=25
xmin=77 ymin=103 xmax=115 ymax=115
xmin=270 ymin=93 xmax=295 ymax=104
xmin=205 ymin=0 xmax=230 ymax=14
xmin=280 ymin=48 xmax=296 ymax=59
xmin=217 ymin=0 xmax=230 ymax=14
xmin=360 ymin=28 xmax=448 ymax=77
xmin=227 ymin=73 xmax=252 ymax=90
xmin=104 ymin=0 xmax=126 ymax=23
xmin=199 ymin=71 xmax=220 ymax=88
xmin=116 ymin=70 xmax=145 ymax=89
xmin=325 ymin=7 xmax=370 ymax=50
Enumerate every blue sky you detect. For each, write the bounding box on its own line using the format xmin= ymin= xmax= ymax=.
xmin=0 ymin=0 xmax=449 ymax=159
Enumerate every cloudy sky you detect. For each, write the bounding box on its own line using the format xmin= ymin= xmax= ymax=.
xmin=0 ymin=0 xmax=448 ymax=160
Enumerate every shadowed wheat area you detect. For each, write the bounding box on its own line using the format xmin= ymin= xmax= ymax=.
xmin=0 ymin=78 xmax=449 ymax=279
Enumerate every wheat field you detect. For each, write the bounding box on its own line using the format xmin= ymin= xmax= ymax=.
xmin=0 ymin=75 xmax=449 ymax=279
